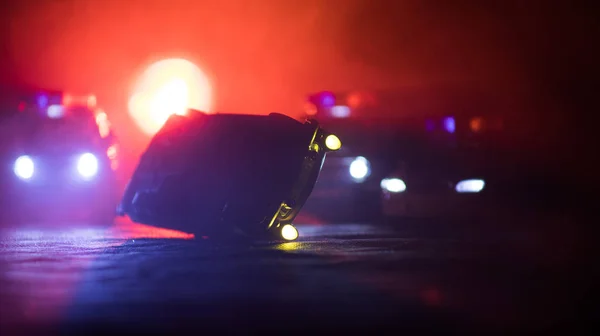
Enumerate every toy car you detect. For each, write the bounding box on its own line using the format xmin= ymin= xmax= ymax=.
xmin=117 ymin=111 xmax=340 ymax=241
xmin=381 ymin=170 xmax=493 ymax=222
xmin=380 ymin=147 xmax=573 ymax=223
xmin=1 ymin=88 xmax=121 ymax=224
xmin=301 ymin=89 xmax=510 ymax=222
xmin=379 ymin=136 xmax=503 ymax=223
xmin=301 ymin=90 xmax=464 ymax=221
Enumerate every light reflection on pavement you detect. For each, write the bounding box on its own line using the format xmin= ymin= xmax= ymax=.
xmin=0 ymin=216 xmax=385 ymax=324
xmin=0 ymin=218 xmax=195 ymax=324
xmin=0 ymin=214 xmax=589 ymax=334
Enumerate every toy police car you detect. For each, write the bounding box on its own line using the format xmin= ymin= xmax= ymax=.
xmin=300 ymin=91 xmax=398 ymax=221
xmin=1 ymin=88 xmax=121 ymax=224
xmin=378 ymin=121 xmax=512 ymax=222
xmin=301 ymin=90 xmax=465 ymax=221
xmin=301 ymin=89 xmax=508 ymax=222
xmin=380 ymin=159 xmax=492 ymax=222
xmin=117 ymin=111 xmax=340 ymax=241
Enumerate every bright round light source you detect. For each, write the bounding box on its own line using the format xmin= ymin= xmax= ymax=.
xmin=349 ymin=156 xmax=370 ymax=181
xmin=14 ymin=155 xmax=34 ymax=180
xmin=77 ymin=153 xmax=99 ymax=178
xmin=380 ymin=178 xmax=407 ymax=193
xmin=281 ymin=224 xmax=299 ymax=241
xmin=331 ymin=105 xmax=350 ymax=118
xmin=455 ymin=179 xmax=485 ymax=193
xmin=325 ymin=134 xmax=342 ymax=151
xmin=129 ymin=58 xmax=212 ymax=136
xmin=443 ymin=116 xmax=456 ymax=133
xmin=47 ymin=104 xmax=65 ymax=119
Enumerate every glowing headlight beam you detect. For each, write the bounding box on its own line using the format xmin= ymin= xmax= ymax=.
xmin=14 ymin=155 xmax=34 ymax=180
xmin=77 ymin=153 xmax=99 ymax=179
xmin=349 ymin=156 xmax=370 ymax=181
xmin=380 ymin=178 xmax=406 ymax=193
xmin=325 ymin=134 xmax=342 ymax=151
xmin=281 ymin=224 xmax=299 ymax=241
xmin=455 ymin=179 xmax=485 ymax=193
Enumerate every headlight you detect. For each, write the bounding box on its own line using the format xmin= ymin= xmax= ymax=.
xmin=455 ymin=179 xmax=485 ymax=193
xmin=324 ymin=134 xmax=342 ymax=151
xmin=281 ymin=224 xmax=299 ymax=241
xmin=14 ymin=155 xmax=34 ymax=180
xmin=349 ymin=156 xmax=370 ymax=181
xmin=77 ymin=153 xmax=99 ymax=178
xmin=380 ymin=178 xmax=406 ymax=193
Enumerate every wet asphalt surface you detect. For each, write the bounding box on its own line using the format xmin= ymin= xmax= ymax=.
xmin=0 ymin=212 xmax=593 ymax=335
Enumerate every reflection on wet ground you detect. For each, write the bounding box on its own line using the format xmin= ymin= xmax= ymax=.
xmin=0 ymin=214 xmax=591 ymax=334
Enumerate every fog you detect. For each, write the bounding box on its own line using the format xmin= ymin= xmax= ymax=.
xmin=1 ymin=1 xmax=595 ymax=171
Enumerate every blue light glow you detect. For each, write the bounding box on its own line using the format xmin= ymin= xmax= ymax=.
xmin=320 ymin=92 xmax=335 ymax=107
xmin=37 ymin=95 xmax=49 ymax=108
xmin=443 ymin=117 xmax=456 ymax=133
xmin=425 ymin=119 xmax=435 ymax=131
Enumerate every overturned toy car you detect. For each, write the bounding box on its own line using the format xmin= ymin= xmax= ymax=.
xmin=117 ymin=111 xmax=341 ymax=241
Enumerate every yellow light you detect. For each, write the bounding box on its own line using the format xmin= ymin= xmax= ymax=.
xmin=281 ymin=224 xmax=299 ymax=241
xmin=325 ymin=134 xmax=342 ymax=151
xmin=129 ymin=58 xmax=212 ymax=136
xmin=275 ymin=242 xmax=302 ymax=251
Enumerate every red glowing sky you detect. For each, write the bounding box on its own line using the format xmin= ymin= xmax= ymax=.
xmin=2 ymin=1 xmax=529 ymax=106
xmin=0 ymin=1 xmax=594 ymax=153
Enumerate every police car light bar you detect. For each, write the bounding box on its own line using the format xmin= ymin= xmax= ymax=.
xmin=35 ymin=93 xmax=62 ymax=108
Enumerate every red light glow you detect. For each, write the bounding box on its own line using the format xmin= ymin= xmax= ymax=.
xmin=109 ymin=220 xmax=195 ymax=240
xmin=62 ymin=94 xmax=96 ymax=108
xmin=62 ymin=94 xmax=73 ymax=106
